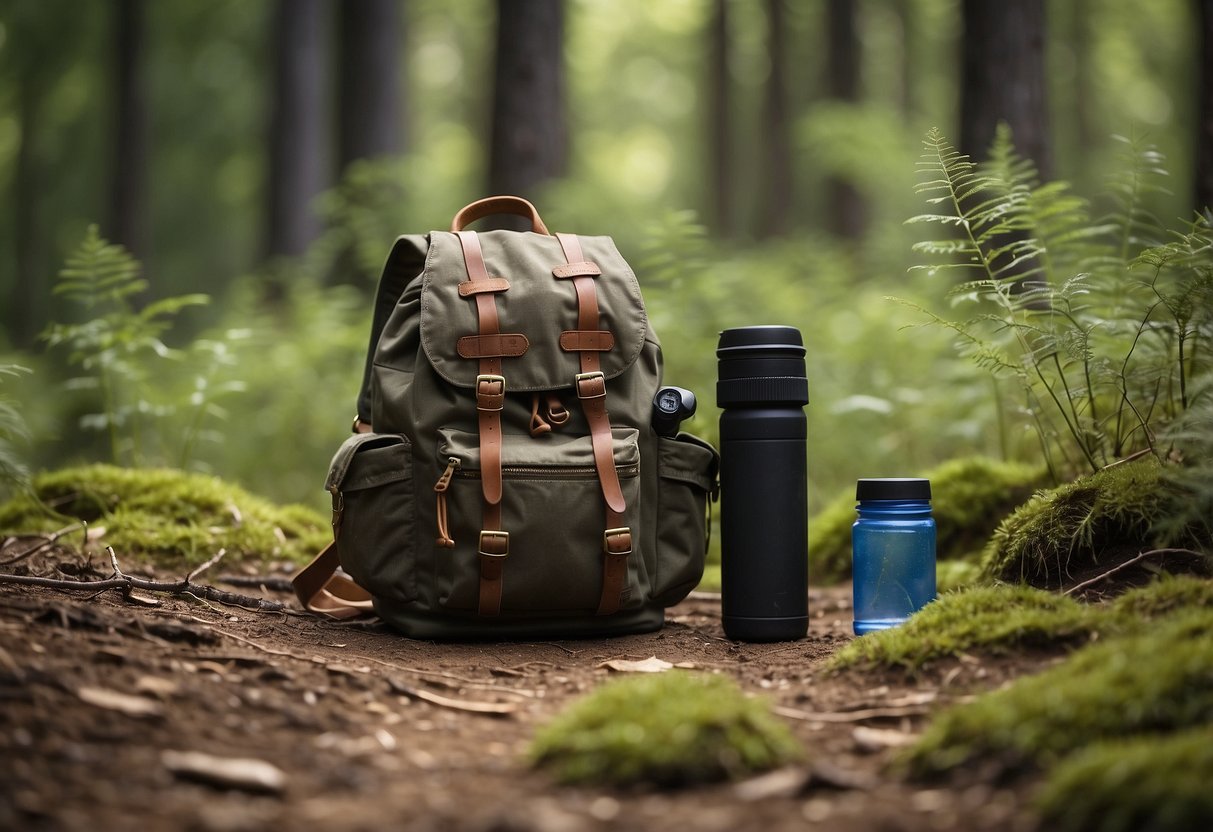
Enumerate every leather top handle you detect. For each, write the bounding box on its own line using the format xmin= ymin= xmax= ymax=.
xmin=450 ymin=196 xmax=551 ymax=235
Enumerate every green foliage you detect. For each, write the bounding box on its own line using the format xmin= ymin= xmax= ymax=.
xmin=809 ymin=456 xmax=1048 ymax=584
xmin=0 ymin=363 xmax=33 ymax=496
xmin=529 ymin=671 xmax=803 ymax=787
xmin=907 ymin=129 xmax=1213 ymax=481
xmin=39 ymin=225 xmax=240 ymax=468
xmin=1034 ymin=728 xmax=1213 ymax=832
xmin=827 ymin=585 xmax=1097 ymax=672
xmin=0 ymin=464 xmax=329 ymax=566
xmin=899 ymin=609 xmax=1213 ymax=781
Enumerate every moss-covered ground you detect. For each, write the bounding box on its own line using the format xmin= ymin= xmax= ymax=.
xmin=0 ymin=464 xmax=329 ymax=566
xmin=529 ymin=670 xmax=803 ymax=787
xmin=809 ymin=456 xmax=1047 ymax=586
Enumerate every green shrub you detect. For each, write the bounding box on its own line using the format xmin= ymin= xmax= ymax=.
xmin=529 ymin=671 xmax=803 ymax=787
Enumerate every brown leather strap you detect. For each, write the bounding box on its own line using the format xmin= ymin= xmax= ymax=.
xmin=555 ymin=232 xmax=629 ymax=616
xmin=451 ymin=196 xmax=550 ymax=235
xmin=456 ymin=229 xmax=507 ymax=616
xmin=458 ymin=276 xmax=511 ymax=296
xmin=559 ymin=331 xmax=615 ymax=352
xmin=291 ymin=543 xmax=375 ymax=620
xmin=457 ymin=333 xmax=529 ymax=358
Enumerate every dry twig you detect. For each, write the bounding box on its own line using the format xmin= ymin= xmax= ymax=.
xmin=1062 ymin=548 xmax=1209 ymax=596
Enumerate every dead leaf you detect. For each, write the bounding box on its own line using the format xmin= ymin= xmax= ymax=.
xmin=598 ymin=657 xmax=677 ymax=673
xmin=76 ymin=686 xmax=163 ymax=718
xmin=387 ymin=678 xmax=517 ymax=716
xmin=852 ymin=726 xmax=917 ymax=752
xmin=134 ymin=675 xmax=180 ymax=698
xmin=734 ymin=767 xmax=811 ymax=801
xmin=161 ymin=749 xmax=287 ymax=794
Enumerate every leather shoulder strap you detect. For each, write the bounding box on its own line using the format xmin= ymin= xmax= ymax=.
xmin=291 ymin=543 xmax=375 ymax=620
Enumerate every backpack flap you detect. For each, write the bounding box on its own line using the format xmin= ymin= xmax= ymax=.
xmin=418 ymin=230 xmax=649 ymax=392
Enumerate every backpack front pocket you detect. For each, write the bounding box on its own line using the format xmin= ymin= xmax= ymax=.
xmin=327 ymin=432 xmax=419 ymax=604
xmin=652 ymin=433 xmax=719 ymax=606
xmin=434 ymin=427 xmax=643 ymax=614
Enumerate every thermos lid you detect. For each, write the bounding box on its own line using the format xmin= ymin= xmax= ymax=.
xmin=716 ymin=325 xmax=805 ymax=357
xmin=856 ymin=478 xmax=932 ymax=501
xmin=716 ymin=326 xmax=809 ymax=407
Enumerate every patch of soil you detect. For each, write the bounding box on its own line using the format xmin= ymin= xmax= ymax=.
xmin=0 ymin=549 xmax=1046 ymax=832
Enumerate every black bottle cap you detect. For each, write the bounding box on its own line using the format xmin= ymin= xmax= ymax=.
xmin=856 ymin=478 xmax=931 ymax=501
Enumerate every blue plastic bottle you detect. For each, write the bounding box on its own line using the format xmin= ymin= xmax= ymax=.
xmin=852 ymin=478 xmax=936 ymax=635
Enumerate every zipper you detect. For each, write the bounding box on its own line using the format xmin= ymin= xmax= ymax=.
xmin=454 ymin=463 xmax=640 ymax=480
xmin=434 ymin=457 xmax=460 ymax=547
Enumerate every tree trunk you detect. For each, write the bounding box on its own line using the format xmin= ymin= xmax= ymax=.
xmin=338 ymin=0 xmax=405 ymax=174
xmin=825 ymin=0 xmax=866 ymax=239
xmin=757 ymin=0 xmax=793 ymax=238
xmin=10 ymin=84 xmax=45 ymax=348
xmin=959 ymin=0 xmax=1052 ymax=177
xmin=1197 ymin=0 xmax=1213 ymax=213
xmin=707 ymin=0 xmax=733 ymax=236
xmin=265 ymin=0 xmax=330 ymax=261
xmin=109 ymin=0 xmax=149 ymax=263
xmin=488 ymin=0 xmax=567 ymax=223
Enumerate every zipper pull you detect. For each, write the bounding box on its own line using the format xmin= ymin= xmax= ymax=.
xmin=434 ymin=457 xmax=460 ymax=548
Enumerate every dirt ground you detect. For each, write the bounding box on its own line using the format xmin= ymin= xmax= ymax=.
xmin=0 ymin=547 xmax=1048 ymax=832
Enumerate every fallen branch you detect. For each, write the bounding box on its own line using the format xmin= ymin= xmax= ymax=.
xmin=216 ymin=574 xmax=295 ymax=593
xmin=1062 ymin=548 xmax=1209 ymax=596
xmin=773 ymin=703 xmax=956 ymax=724
xmin=387 ymin=677 xmax=517 ymax=716
xmin=0 ymin=547 xmax=289 ymax=613
xmin=0 ymin=523 xmax=87 ymax=566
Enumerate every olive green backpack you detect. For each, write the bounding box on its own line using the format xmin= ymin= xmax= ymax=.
xmin=293 ymin=196 xmax=719 ymax=639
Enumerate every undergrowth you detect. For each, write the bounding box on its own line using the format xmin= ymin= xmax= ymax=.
xmin=529 ymin=671 xmax=802 ymax=787
xmin=0 ymin=464 xmax=328 ymax=566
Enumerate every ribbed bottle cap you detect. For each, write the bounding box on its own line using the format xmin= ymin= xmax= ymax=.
xmin=716 ymin=326 xmax=809 ymax=407
xmin=856 ymin=478 xmax=931 ymax=501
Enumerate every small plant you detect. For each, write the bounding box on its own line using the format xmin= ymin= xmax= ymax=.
xmin=41 ymin=225 xmax=245 ymax=469
xmin=906 ymin=128 xmax=1212 ymax=481
xmin=0 ymin=363 xmax=33 ymax=496
xmin=529 ymin=671 xmax=802 ymax=787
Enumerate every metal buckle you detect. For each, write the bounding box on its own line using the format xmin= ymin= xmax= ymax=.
xmin=478 ymin=530 xmax=510 ymax=557
xmin=575 ymin=370 xmax=606 ymax=400
xmin=603 ymin=527 xmax=632 ymax=556
xmin=476 ymin=374 xmax=506 ymax=412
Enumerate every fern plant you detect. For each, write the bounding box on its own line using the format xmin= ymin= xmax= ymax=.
xmin=41 ymin=225 xmax=212 ymax=466
xmin=905 ymin=127 xmax=1212 ymax=483
xmin=0 ymin=363 xmax=32 ymax=496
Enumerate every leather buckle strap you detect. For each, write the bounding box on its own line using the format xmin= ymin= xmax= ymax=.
xmin=552 ymin=261 xmax=602 ymax=279
xmin=575 ymin=370 xmax=607 ymax=400
xmin=476 ymin=374 xmax=506 ymax=411
xmin=477 ymin=531 xmax=508 ymax=616
xmin=603 ymin=527 xmax=632 ymax=556
xmin=597 ymin=527 xmax=632 ymax=616
xmin=478 ymin=529 xmax=510 ymax=557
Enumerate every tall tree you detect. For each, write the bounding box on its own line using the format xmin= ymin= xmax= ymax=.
xmin=109 ymin=0 xmax=149 ymax=262
xmin=338 ymin=0 xmax=406 ymax=174
xmin=488 ymin=0 xmax=567 ymax=217
xmin=959 ymin=0 xmax=1052 ymax=177
xmin=707 ymin=0 xmax=734 ymax=236
xmin=757 ymin=0 xmax=793 ymax=238
xmin=825 ymin=0 xmax=866 ymax=239
xmin=265 ymin=0 xmax=331 ymax=260
xmin=1197 ymin=0 xmax=1213 ymax=213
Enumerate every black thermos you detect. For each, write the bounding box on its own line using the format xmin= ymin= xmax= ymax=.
xmin=716 ymin=326 xmax=810 ymax=641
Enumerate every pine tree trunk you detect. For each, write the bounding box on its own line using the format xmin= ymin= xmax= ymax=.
xmin=338 ymin=0 xmax=405 ymax=174
xmin=1197 ymin=0 xmax=1213 ymax=213
xmin=825 ymin=0 xmax=866 ymax=239
xmin=757 ymin=0 xmax=793 ymax=238
xmin=488 ymin=0 xmax=567 ymax=224
xmin=959 ymin=0 xmax=1052 ymax=177
xmin=707 ymin=0 xmax=733 ymax=236
xmin=265 ymin=0 xmax=330 ymax=261
xmin=109 ymin=0 xmax=149 ymax=263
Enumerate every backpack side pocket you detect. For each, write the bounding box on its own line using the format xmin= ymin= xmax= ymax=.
xmin=327 ymin=432 xmax=418 ymax=605
xmin=652 ymin=433 xmax=719 ymax=607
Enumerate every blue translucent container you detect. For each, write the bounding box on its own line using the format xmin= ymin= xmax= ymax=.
xmin=852 ymin=478 xmax=936 ymax=635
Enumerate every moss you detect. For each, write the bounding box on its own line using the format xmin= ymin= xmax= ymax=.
xmin=529 ymin=671 xmax=803 ymax=787
xmin=1108 ymin=574 xmax=1213 ymax=622
xmin=899 ymin=610 xmax=1213 ymax=780
xmin=980 ymin=459 xmax=1166 ymax=587
xmin=809 ymin=456 xmax=1047 ymax=585
xmin=935 ymin=559 xmax=983 ymax=593
xmin=827 ymin=585 xmax=1098 ymax=672
xmin=1034 ymin=728 xmax=1213 ymax=832
xmin=0 ymin=464 xmax=329 ymax=566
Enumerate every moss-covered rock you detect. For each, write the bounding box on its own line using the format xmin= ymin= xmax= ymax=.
xmin=899 ymin=609 xmax=1213 ymax=780
xmin=809 ymin=457 xmax=1047 ymax=585
xmin=1034 ymin=727 xmax=1213 ymax=832
xmin=529 ymin=671 xmax=803 ymax=787
xmin=827 ymin=585 xmax=1099 ymax=672
xmin=978 ymin=458 xmax=1208 ymax=587
xmin=0 ymin=464 xmax=329 ymax=566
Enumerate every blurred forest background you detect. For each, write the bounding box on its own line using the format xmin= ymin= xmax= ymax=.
xmin=0 ymin=0 xmax=1209 ymax=513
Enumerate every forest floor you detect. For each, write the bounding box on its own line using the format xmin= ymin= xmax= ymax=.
xmin=0 ymin=548 xmax=1047 ymax=832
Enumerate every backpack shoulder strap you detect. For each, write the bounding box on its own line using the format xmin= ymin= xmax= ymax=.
xmin=291 ymin=543 xmax=375 ymax=620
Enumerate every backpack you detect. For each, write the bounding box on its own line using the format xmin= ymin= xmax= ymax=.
xmin=292 ymin=196 xmax=719 ymax=639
